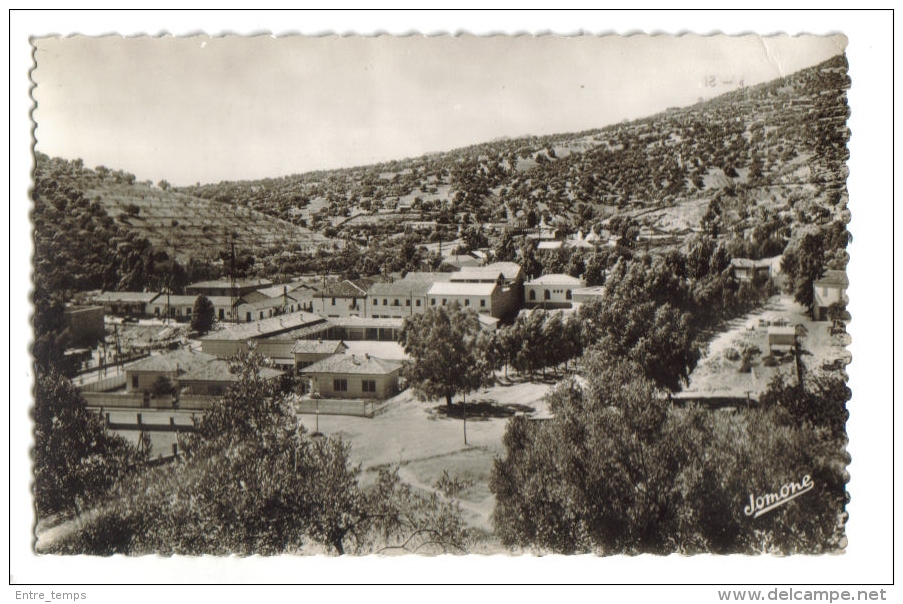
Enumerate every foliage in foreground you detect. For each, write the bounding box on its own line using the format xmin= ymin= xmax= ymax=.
xmin=33 ymin=370 xmax=146 ymax=518
xmin=46 ymin=348 xmax=467 ymax=556
xmin=490 ymin=354 xmax=849 ymax=555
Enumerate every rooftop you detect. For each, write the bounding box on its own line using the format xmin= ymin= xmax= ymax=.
xmin=814 ymin=269 xmax=849 ymax=288
xmin=300 ymin=352 xmax=402 ymax=376
xmin=200 ymin=311 xmax=325 ymax=341
xmin=428 ymin=281 xmax=499 ymax=297
xmin=93 ymin=291 xmax=160 ymax=303
xmin=186 ymin=278 xmax=273 ymax=290
xmin=180 ymin=358 xmax=283 ymax=383
xmin=526 ymin=273 xmax=585 ymax=286
xmin=291 ymin=339 xmax=348 ymax=355
xmin=127 ymin=349 xmax=217 ymax=375
xmin=255 ymin=282 xmax=318 ymax=299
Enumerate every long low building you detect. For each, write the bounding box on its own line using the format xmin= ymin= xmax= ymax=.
xmin=198 ymin=311 xmax=327 ymax=359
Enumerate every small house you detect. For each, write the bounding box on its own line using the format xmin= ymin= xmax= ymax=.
xmin=524 ymin=274 xmax=585 ymax=308
xmin=812 ymin=270 xmax=849 ymax=321
xmin=301 ymin=352 xmax=402 ymax=399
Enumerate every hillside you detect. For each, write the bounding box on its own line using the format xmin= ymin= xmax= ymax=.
xmin=35 ymin=156 xmax=331 ymax=265
xmin=180 ymin=54 xmax=850 ymax=245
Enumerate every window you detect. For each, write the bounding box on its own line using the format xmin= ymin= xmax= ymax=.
xmin=218 ymin=308 xmax=225 ymax=320
xmin=416 ymin=299 xmax=421 ymax=307
xmin=246 ymin=312 xmax=252 ymax=322
xmin=384 ymin=299 xmax=388 ymax=306
xmin=442 ymin=299 xmax=447 ymax=306
xmin=155 ymin=307 xmax=161 ymax=316
xmin=465 ymin=299 xmax=470 ymax=306
xmin=480 ymin=299 xmax=486 ymax=308
xmin=431 ymin=299 xmax=436 ymax=306
xmin=566 ymin=290 xmax=572 ymax=300
xmin=529 ymin=290 xmax=536 ymax=301
xmin=394 ymin=299 xmax=400 ymax=306
xmin=331 ymin=298 xmax=336 ymax=306
xmin=406 ymin=299 xmax=411 ymax=307
xmin=333 ymin=379 xmax=348 ymax=392
xmin=544 ymin=290 xmax=551 ymax=300
xmin=373 ymin=299 xmax=378 ymax=306
xmin=362 ymin=380 xmax=376 ymax=393
xmin=132 ymin=375 xmax=139 ymax=389
xmin=822 ymin=287 xmax=829 ymax=296
xmin=186 ymin=308 xmax=191 ymax=316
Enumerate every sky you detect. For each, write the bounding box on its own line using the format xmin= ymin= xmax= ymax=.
xmin=32 ymin=34 xmax=846 ymax=186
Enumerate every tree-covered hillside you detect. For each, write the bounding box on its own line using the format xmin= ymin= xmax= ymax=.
xmin=180 ymin=54 xmax=849 ymax=242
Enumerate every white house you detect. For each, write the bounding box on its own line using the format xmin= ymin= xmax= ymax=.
xmin=524 ymin=274 xmax=585 ymax=308
xmin=812 ymin=270 xmax=848 ymax=321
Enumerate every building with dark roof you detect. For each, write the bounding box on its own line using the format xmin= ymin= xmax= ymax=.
xmin=312 ymin=279 xmax=376 ymax=318
xmin=91 ymin=291 xmax=161 ymax=317
xmin=366 ymin=272 xmax=452 ymax=319
xmin=292 ymin=339 xmax=348 ymax=371
xmin=185 ymin=278 xmax=273 ymax=298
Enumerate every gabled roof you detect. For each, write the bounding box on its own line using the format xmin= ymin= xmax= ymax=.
xmin=486 ymin=262 xmax=525 ymax=280
xmin=179 ymin=358 xmax=283 ymax=383
xmin=199 ymin=311 xmax=325 ymax=341
xmin=369 ymin=278 xmax=438 ymax=297
xmin=428 ymin=281 xmax=499 ymax=297
xmin=450 ymin=267 xmax=505 ymax=282
xmin=127 ymin=349 xmax=217 ymax=374
xmin=300 ymin=353 xmax=402 ymax=376
xmin=537 ymin=241 xmax=564 ymax=250
xmin=254 ymin=282 xmax=317 ymax=298
xmin=526 ymin=273 xmax=585 ymax=286
xmin=93 ymin=291 xmax=160 ymax=303
xmin=814 ymin=270 xmax=849 ymax=288
xmin=291 ymin=339 xmax=347 ymax=355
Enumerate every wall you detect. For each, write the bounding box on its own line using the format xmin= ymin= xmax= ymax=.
xmin=367 ymin=295 xmax=427 ymax=318
xmin=65 ymin=306 xmax=105 ymax=347
xmin=524 ymin=284 xmax=576 ymax=307
xmin=126 ymin=369 xmax=178 ymax=393
xmin=813 ymin=285 xmax=846 ymax=319
xmin=308 ymin=371 xmax=398 ymax=399
xmin=297 ymin=398 xmax=374 ymax=418
xmin=312 ymin=296 xmax=366 ymax=318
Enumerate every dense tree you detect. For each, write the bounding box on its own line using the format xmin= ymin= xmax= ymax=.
xmin=398 ymin=305 xmax=490 ymax=410
xmin=47 ymin=348 xmax=467 ymax=555
xmin=190 ymin=295 xmax=216 ymax=334
xmin=491 ymin=356 xmax=848 ymax=554
xmin=33 ymin=370 xmax=145 ymax=517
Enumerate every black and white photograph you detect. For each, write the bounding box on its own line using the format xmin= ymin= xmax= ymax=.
xmin=11 ymin=9 xmax=894 ymax=594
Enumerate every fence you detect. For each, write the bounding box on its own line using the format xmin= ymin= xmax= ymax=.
xmin=83 ymin=391 xmax=218 ymax=411
xmin=297 ymin=398 xmax=374 ymax=418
